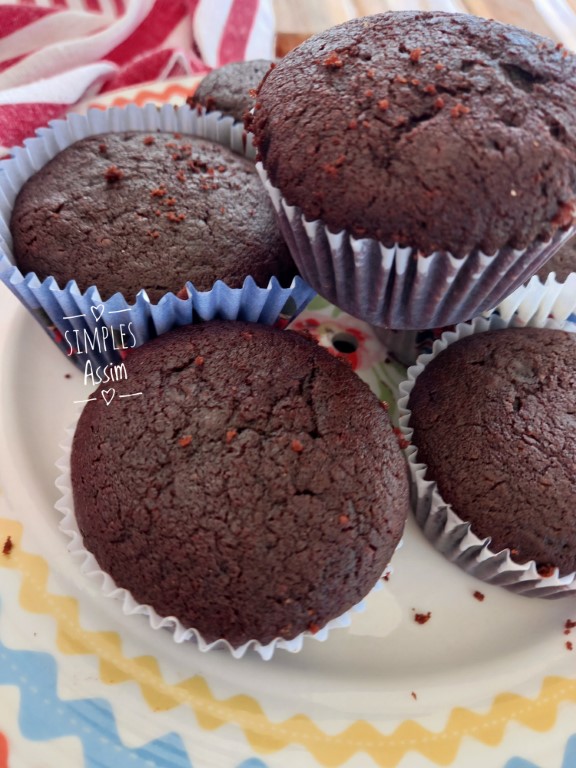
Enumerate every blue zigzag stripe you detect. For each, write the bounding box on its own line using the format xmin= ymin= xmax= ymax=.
xmin=0 ymin=636 xmax=192 ymax=767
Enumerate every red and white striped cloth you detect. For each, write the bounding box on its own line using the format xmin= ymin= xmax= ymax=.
xmin=0 ymin=0 xmax=275 ymax=154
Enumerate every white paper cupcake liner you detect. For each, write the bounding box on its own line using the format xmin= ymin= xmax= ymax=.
xmin=373 ymin=274 xmax=576 ymax=367
xmin=256 ymin=163 xmax=574 ymax=331
xmin=0 ymin=105 xmax=315 ymax=371
xmin=55 ymin=422 xmax=388 ymax=660
xmin=397 ymin=301 xmax=576 ymax=598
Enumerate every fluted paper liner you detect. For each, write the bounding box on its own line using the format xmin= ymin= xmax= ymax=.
xmin=374 ymin=273 xmax=576 ymax=367
xmin=0 ymin=105 xmax=315 ymax=370
xmin=256 ymin=163 xmax=574 ymax=331
xmin=397 ymin=301 xmax=576 ymax=597
xmin=55 ymin=422 xmax=390 ymax=660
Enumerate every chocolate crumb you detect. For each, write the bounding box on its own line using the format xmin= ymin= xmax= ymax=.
xmin=551 ymin=201 xmax=576 ymax=229
xmin=104 ymin=165 xmax=124 ymax=183
xmin=473 ymin=590 xmax=485 ymax=602
xmin=393 ymin=427 xmax=410 ymax=450
xmin=166 ymin=212 xmax=186 ymax=222
xmin=414 ymin=611 xmax=431 ymax=625
xmin=323 ymin=51 xmax=343 ymax=69
xmin=2 ymin=536 xmax=13 ymax=556
xmin=537 ymin=563 xmax=556 ymax=577
xmin=450 ymin=103 xmax=470 ymax=119
xmin=64 ymin=373 xmax=72 ymax=379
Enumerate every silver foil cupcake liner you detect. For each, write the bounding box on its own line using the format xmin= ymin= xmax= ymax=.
xmin=397 ymin=307 xmax=576 ymax=598
xmin=374 ymin=273 xmax=576 ymax=367
xmin=256 ymin=163 xmax=574 ymax=331
xmin=55 ymin=423 xmax=388 ymax=660
xmin=0 ymin=105 xmax=315 ymax=371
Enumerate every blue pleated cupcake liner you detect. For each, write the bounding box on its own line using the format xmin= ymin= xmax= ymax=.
xmin=397 ymin=309 xmax=576 ymax=598
xmin=256 ymin=163 xmax=575 ymax=331
xmin=0 ymin=105 xmax=315 ymax=370
xmin=55 ymin=424 xmax=385 ymax=661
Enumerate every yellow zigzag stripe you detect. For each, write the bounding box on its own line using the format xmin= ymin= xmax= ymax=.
xmin=1 ymin=516 xmax=575 ymax=767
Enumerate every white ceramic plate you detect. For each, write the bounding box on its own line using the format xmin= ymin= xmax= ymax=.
xmin=0 ymin=79 xmax=575 ymax=768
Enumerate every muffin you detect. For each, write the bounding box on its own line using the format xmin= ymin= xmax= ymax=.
xmin=399 ymin=318 xmax=576 ymax=596
xmin=536 ymin=235 xmax=576 ymax=282
xmin=0 ymin=106 xmax=315 ymax=370
xmin=248 ymin=11 xmax=576 ymax=329
xmin=187 ymin=59 xmax=273 ymax=122
xmin=11 ymin=131 xmax=297 ymax=302
xmin=69 ymin=321 xmax=410 ymax=650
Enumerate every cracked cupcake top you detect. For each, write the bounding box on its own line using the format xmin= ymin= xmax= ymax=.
xmin=11 ymin=132 xmax=296 ymax=301
xmin=71 ymin=321 xmax=409 ymax=647
xmin=408 ymin=327 xmax=576 ymax=575
xmin=248 ymin=11 xmax=576 ymax=257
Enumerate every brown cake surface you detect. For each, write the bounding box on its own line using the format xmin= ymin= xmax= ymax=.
xmin=11 ymin=132 xmax=296 ymax=301
xmin=71 ymin=321 xmax=409 ymax=646
xmin=248 ymin=11 xmax=576 ymax=256
xmin=408 ymin=327 xmax=576 ymax=575
xmin=536 ymin=236 xmax=576 ymax=282
xmin=188 ymin=59 xmax=273 ymax=122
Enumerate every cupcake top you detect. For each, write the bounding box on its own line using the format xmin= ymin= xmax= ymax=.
xmin=11 ymin=132 xmax=296 ymax=302
xmin=408 ymin=327 xmax=576 ymax=575
xmin=188 ymin=59 xmax=273 ymax=122
xmin=248 ymin=11 xmax=576 ymax=257
xmin=71 ymin=321 xmax=409 ymax=647
xmin=536 ymin=236 xmax=576 ymax=282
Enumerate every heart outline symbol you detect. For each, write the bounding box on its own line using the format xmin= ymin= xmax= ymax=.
xmin=101 ymin=389 xmax=116 ymax=406
xmin=91 ymin=304 xmax=105 ymax=322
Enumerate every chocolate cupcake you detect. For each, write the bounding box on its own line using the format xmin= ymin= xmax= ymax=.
xmin=187 ymin=59 xmax=273 ymax=122
xmin=66 ymin=321 xmax=410 ymax=652
xmin=0 ymin=106 xmax=315 ymax=370
xmin=536 ymin=235 xmax=576 ymax=282
xmin=11 ymin=131 xmax=296 ymax=303
xmin=248 ymin=11 xmax=576 ymax=329
xmin=398 ymin=315 xmax=576 ymax=596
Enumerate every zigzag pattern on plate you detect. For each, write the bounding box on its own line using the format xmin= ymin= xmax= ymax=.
xmin=2 ymin=516 xmax=576 ymax=767
xmin=0 ymin=611 xmax=192 ymax=768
